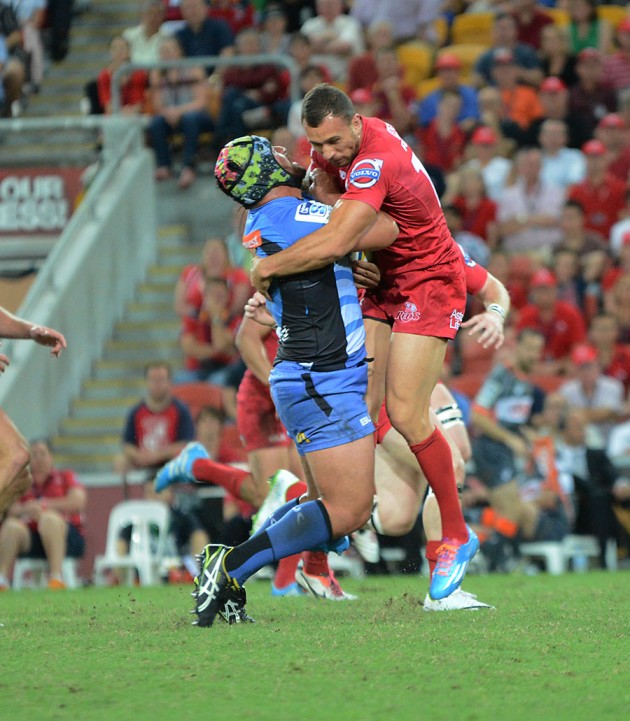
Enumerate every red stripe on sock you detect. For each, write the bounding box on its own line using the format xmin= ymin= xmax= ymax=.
xmin=425 ymin=540 xmax=441 ymax=580
xmin=285 ymin=480 xmax=307 ymax=502
xmin=302 ymin=550 xmax=329 ymax=576
xmin=410 ymin=428 xmax=467 ymax=542
xmin=274 ymin=554 xmax=301 ymax=589
xmin=191 ymin=458 xmax=250 ymax=499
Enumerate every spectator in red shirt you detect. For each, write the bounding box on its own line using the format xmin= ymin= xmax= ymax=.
xmin=97 ymin=35 xmax=148 ymax=115
xmin=569 ymin=48 xmax=617 ymax=142
xmin=177 ymin=277 xmax=246 ymax=417
xmin=451 ymin=166 xmax=498 ymax=245
xmin=589 ymin=312 xmax=630 ymax=394
xmin=213 ymin=26 xmax=290 ymax=148
xmin=0 ymin=439 xmax=87 ymax=590
xmin=173 ymin=236 xmax=251 ymax=319
xmin=347 ymin=18 xmax=394 ymax=94
xmin=418 ymin=89 xmax=467 ymax=173
xmin=568 ymin=139 xmax=627 ymax=239
xmin=512 ymin=0 xmax=553 ymax=51
xmin=208 ymin=0 xmax=255 ymax=36
xmin=602 ymin=18 xmax=630 ymax=92
xmin=594 ymin=113 xmax=630 ymax=183
xmin=516 ymin=267 xmax=587 ymax=374
xmin=118 ymin=361 xmax=195 ymax=477
xmin=366 ymin=45 xmax=416 ymax=138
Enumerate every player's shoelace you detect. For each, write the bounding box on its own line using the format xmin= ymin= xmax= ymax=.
xmin=434 ymin=542 xmax=458 ymax=576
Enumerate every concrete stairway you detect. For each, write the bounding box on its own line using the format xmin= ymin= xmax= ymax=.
xmin=52 ymin=224 xmax=199 ymax=473
xmin=1 ymin=0 xmax=138 ymax=166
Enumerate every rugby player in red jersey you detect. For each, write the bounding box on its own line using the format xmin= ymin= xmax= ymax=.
xmin=251 ymin=84 xmax=478 ymax=600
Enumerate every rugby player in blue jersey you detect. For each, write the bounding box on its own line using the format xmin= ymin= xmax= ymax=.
xmin=173 ymin=135 xmax=398 ymax=626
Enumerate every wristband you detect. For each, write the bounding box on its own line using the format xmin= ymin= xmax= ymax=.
xmin=487 ymin=303 xmax=506 ymax=320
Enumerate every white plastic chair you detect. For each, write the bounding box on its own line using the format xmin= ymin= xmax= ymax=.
xmin=93 ymin=500 xmax=170 ymax=587
xmin=13 ymin=557 xmax=79 ymax=590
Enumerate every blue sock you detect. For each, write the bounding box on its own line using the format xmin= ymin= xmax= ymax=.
xmin=251 ymin=497 xmax=299 ymax=537
xmin=225 ymin=500 xmax=332 ymax=585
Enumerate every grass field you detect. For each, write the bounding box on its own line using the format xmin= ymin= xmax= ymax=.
xmin=2 ymin=572 xmax=629 ymax=721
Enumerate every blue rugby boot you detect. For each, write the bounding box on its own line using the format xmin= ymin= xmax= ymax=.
xmin=429 ymin=526 xmax=480 ymax=601
xmin=154 ymin=442 xmax=209 ymax=492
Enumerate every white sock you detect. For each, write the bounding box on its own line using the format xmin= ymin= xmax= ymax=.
xmin=0 ymin=574 xmax=9 ymax=586
xmin=183 ymin=555 xmax=198 ymax=577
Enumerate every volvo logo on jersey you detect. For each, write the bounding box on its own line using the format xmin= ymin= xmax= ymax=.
xmin=348 ymin=158 xmax=383 ymax=189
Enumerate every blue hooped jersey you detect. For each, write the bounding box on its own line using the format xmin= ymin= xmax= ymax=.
xmin=244 ymin=197 xmax=366 ymax=371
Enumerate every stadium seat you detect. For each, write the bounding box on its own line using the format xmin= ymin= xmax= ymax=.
xmin=12 ymin=557 xmax=79 ymax=590
xmin=93 ymin=500 xmax=170 ymax=586
xmin=416 ymin=76 xmax=441 ymax=99
xmin=396 ymin=42 xmax=434 ymax=87
xmin=545 ymin=8 xmax=570 ymax=27
xmin=597 ymin=5 xmax=629 ymax=29
xmin=172 ymin=382 xmax=223 ymax=420
xmin=436 ymin=44 xmax=488 ymax=78
xmin=451 ymin=12 xmax=494 ymax=46
xmin=520 ymin=535 xmax=617 ymax=574
xmin=432 ymin=16 xmax=449 ymax=47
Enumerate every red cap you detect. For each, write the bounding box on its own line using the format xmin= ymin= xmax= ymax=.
xmin=582 ymin=139 xmax=608 ymax=156
xmin=492 ymin=47 xmax=515 ymax=65
xmin=349 ymin=88 xmax=373 ymax=105
xmin=471 ymin=126 xmax=497 ymax=145
xmin=598 ymin=113 xmax=625 ymax=130
xmin=571 ymin=344 xmax=598 ymax=366
xmin=540 ymin=76 xmax=567 ymax=94
xmin=530 ymin=268 xmax=557 ymax=288
xmin=578 ymin=47 xmax=602 ymax=62
xmin=618 ymin=18 xmax=630 ymax=34
xmin=435 ymin=53 xmax=462 ymax=71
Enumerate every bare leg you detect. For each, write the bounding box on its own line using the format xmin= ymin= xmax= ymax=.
xmin=37 ymin=510 xmax=68 ymax=578
xmin=0 ymin=518 xmax=30 ymax=579
xmin=0 ymin=411 xmax=32 ymax=514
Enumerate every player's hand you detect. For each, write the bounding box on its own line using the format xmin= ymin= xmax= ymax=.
xmin=244 ymin=292 xmax=276 ymax=327
xmin=461 ymin=311 xmax=504 ymax=349
xmin=351 ymin=259 xmax=380 ymax=289
xmin=0 ymin=351 xmax=9 ymax=374
xmin=250 ymin=256 xmax=272 ymax=300
xmin=29 ymin=325 xmax=67 ymax=357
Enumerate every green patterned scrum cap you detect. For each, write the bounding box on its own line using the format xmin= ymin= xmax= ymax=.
xmin=214 ymin=135 xmax=298 ymax=208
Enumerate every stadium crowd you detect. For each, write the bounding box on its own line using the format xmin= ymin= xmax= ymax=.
xmin=2 ymin=0 xmax=630 ymax=590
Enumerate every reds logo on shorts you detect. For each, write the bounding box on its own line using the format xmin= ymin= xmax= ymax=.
xmin=395 ymin=301 xmax=421 ymax=322
xmin=348 ymin=158 xmax=383 ymax=189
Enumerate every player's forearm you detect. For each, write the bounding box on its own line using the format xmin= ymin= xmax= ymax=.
xmin=480 ymin=273 xmax=511 ymax=318
xmin=235 ymin=334 xmax=273 ymax=385
xmin=0 ymin=308 xmax=36 ymax=339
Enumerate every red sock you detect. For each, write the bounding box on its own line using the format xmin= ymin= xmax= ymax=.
xmin=425 ymin=540 xmax=441 ymax=580
xmin=302 ymin=550 xmax=329 ymax=576
xmin=274 ymin=554 xmax=300 ymax=589
xmin=411 ymin=428 xmax=467 ymax=542
xmin=286 ymin=479 xmax=307 ymax=502
xmin=191 ymin=458 xmax=250 ymax=499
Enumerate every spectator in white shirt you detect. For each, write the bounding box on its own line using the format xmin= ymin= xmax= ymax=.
xmin=300 ymin=0 xmax=364 ymax=82
xmin=539 ymin=119 xmax=586 ymax=191
xmin=123 ymin=0 xmax=168 ymax=64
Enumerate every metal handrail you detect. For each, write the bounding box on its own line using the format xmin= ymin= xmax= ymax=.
xmin=111 ymin=53 xmax=300 ymax=114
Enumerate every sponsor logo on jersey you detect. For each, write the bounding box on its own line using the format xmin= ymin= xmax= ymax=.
xmin=395 ymin=301 xmax=421 ymax=322
xmin=296 ymin=431 xmax=310 ymax=445
xmin=242 ymin=229 xmax=262 ymax=249
xmin=278 ymin=326 xmax=289 ymax=343
xmin=349 ymin=158 xmax=383 ymax=189
xmin=450 ymin=309 xmax=464 ymax=330
xmin=457 ymin=243 xmax=477 ymax=267
xmin=295 ymin=201 xmax=331 ymax=223
xmin=360 ymin=415 xmax=372 ymax=426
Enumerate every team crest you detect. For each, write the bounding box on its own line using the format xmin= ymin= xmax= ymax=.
xmin=395 ymin=301 xmax=420 ymax=322
xmin=349 ymin=158 xmax=383 ymax=189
